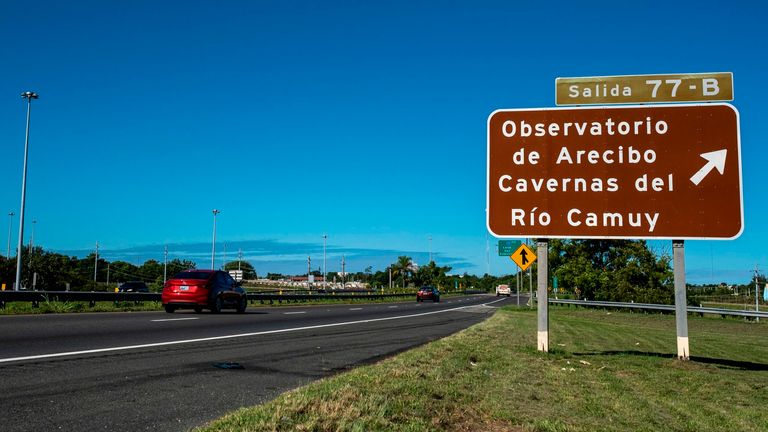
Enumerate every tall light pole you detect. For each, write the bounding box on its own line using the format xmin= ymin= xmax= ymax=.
xmin=211 ymin=209 xmax=220 ymax=269
xmin=6 ymin=212 xmax=14 ymax=258
xmin=163 ymin=245 xmax=168 ymax=284
xmin=15 ymin=91 xmax=38 ymax=291
xmin=322 ymin=234 xmax=327 ymax=291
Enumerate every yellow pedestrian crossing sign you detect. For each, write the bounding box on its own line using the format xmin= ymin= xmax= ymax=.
xmin=510 ymin=243 xmax=536 ymax=271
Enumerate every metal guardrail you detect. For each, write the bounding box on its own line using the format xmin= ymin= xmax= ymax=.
xmin=549 ymin=298 xmax=768 ymax=319
xmin=0 ymin=290 xmax=434 ymax=308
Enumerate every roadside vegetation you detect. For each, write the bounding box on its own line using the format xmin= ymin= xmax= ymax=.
xmin=198 ymin=306 xmax=768 ymax=432
xmin=2 ymin=239 xmax=763 ymax=311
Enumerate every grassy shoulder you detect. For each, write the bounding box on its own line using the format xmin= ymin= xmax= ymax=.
xmin=197 ymin=306 xmax=768 ymax=432
xmin=0 ymin=300 xmax=164 ymax=314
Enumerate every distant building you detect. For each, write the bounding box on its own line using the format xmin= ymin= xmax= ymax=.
xmin=289 ymin=276 xmax=325 ymax=282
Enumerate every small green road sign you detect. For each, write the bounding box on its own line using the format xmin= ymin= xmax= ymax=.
xmin=498 ymin=240 xmax=522 ymax=256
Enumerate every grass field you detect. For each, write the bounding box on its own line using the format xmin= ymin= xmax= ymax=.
xmin=197 ymin=306 xmax=768 ymax=432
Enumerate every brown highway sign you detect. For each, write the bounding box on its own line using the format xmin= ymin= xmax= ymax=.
xmin=486 ymin=103 xmax=743 ymax=239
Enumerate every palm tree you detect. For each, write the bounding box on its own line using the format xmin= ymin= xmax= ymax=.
xmin=392 ymin=256 xmax=415 ymax=289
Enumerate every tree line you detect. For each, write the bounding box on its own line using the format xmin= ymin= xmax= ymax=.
xmin=0 ymin=246 xmax=197 ymax=291
xmin=1 ymin=240 xmax=682 ymax=303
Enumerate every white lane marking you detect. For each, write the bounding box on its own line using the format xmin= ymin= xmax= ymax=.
xmin=0 ymin=297 xmax=505 ymax=364
xmin=387 ymin=306 xmax=398 ymax=308
xmin=349 ymin=308 xmax=362 ymax=311
xmin=151 ymin=318 xmax=199 ymax=322
xmin=284 ymin=312 xmax=306 ymax=315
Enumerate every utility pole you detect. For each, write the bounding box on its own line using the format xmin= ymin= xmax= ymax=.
xmin=341 ymin=255 xmax=346 ymax=290
xmin=27 ymin=220 xmax=36 ymax=282
xmin=485 ymin=234 xmax=490 ymax=275
xmin=211 ymin=209 xmax=220 ymax=269
xmin=755 ymin=265 xmax=761 ymax=323
xmin=322 ymin=234 xmax=327 ymax=291
xmin=388 ymin=266 xmax=392 ymax=291
xmin=307 ymin=256 xmax=311 ymax=290
xmin=238 ymin=248 xmax=242 ymax=271
xmin=107 ymin=262 xmax=110 ymax=286
xmin=7 ymin=211 xmax=14 ymax=258
xmin=429 ymin=235 xmax=433 ymax=263
xmin=94 ymin=241 xmax=99 ymax=283
xmin=163 ymin=245 xmax=168 ymax=284
xmin=29 ymin=219 xmax=36 ymax=253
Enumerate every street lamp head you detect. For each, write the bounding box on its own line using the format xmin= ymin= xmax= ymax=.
xmin=8 ymin=211 xmax=14 ymax=217
xmin=21 ymin=91 xmax=39 ymax=100
xmin=212 ymin=209 xmax=220 ymax=215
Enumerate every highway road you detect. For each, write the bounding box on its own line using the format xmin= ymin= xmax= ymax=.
xmin=0 ymin=294 xmax=518 ymax=431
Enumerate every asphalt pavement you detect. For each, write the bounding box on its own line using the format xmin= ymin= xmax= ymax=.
xmin=0 ymin=294 xmax=518 ymax=431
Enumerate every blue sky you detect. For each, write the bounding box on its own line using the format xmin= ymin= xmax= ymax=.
xmin=1 ymin=1 xmax=765 ymax=283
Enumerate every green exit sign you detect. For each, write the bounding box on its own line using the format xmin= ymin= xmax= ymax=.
xmin=498 ymin=240 xmax=522 ymax=256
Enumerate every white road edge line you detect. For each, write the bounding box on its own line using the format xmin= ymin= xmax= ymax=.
xmin=0 ymin=298 xmax=506 ymax=364
xmin=150 ymin=318 xmax=199 ymax=322
xmin=349 ymin=308 xmax=363 ymax=310
xmin=283 ymin=312 xmax=306 ymax=315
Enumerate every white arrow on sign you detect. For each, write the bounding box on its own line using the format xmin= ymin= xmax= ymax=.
xmin=690 ymin=149 xmax=727 ymax=186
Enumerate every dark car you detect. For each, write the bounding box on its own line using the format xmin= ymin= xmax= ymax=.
xmin=118 ymin=281 xmax=150 ymax=293
xmin=416 ymin=286 xmax=440 ymax=302
xmin=162 ymin=269 xmax=247 ymax=314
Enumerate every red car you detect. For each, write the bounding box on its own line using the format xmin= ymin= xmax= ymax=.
xmin=416 ymin=286 xmax=440 ymax=302
xmin=162 ymin=269 xmax=247 ymax=313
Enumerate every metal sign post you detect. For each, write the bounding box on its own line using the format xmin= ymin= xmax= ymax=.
xmin=528 ymin=238 xmax=533 ymax=306
xmin=537 ymin=239 xmax=549 ymax=352
xmin=673 ymin=240 xmax=689 ymax=360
